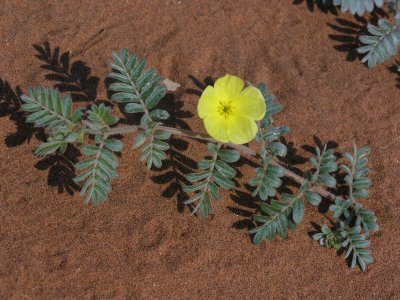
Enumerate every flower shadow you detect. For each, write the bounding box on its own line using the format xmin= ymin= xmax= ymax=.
xmin=185 ymin=75 xmax=214 ymax=97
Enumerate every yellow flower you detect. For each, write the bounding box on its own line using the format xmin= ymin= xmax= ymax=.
xmin=197 ymin=74 xmax=266 ymax=145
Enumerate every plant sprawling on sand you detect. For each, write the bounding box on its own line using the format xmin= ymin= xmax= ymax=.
xmin=316 ymin=0 xmax=400 ymax=68
xmin=21 ymin=49 xmax=378 ymax=271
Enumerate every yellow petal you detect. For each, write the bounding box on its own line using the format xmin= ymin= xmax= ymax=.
xmin=203 ymin=114 xmax=229 ymax=143
xmin=233 ymin=85 xmax=266 ymax=120
xmin=197 ymin=86 xmax=219 ymax=119
xmin=214 ymin=74 xmax=244 ymax=98
xmin=226 ymin=115 xmax=258 ymax=145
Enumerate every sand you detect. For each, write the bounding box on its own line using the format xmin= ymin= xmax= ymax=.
xmin=0 ymin=0 xmax=399 ymax=298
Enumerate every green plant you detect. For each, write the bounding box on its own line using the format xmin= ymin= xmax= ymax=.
xmin=20 ymin=49 xmax=379 ymax=271
xmin=315 ymin=0 xmax=400 ymax=68
xmin=313 ymin=144 xmax=378 ymax=271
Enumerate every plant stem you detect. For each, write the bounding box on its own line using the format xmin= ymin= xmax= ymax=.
xmin=122 ymin=67 xmax=153 ymax=123
xmin=84 ymin=124 xmax=336 ymax=201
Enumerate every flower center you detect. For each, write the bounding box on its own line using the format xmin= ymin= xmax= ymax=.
xmin=217 ymin=101 xmax=234 ymax=118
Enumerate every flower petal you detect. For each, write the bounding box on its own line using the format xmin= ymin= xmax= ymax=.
xmin=214 ymin=74 xmax=244 ymax=98
xmin=197 ymin=86 xmax=219 ymax=119
xmin=203 ymin=114 xmax=229 ymax=143
xmin=226 ymin=115 xmax=258 ymax=145
xmin=233 ymin=85 xmax=266 ymax=120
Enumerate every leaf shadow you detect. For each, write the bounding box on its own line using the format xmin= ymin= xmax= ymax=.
xmin=327 ymin=8 xmax=389 ymax=64
xmin=0 ymin=79 xmax=45 ymax=147
xmin=150 ymin=90 xmax=197 ymax=213
xmin=292 ymin=0 xmax=338 ymax=14
xmin=33 ymin=41 xmax=99 ymax=102
xmin=387 ymin=60 xmax=400 ymax=89
xmin=34 ymin=145 xmax=81 ymax=195
xmin=327 ymin=18 xmax=366 ymax=62
xmin=2 ymin=41 xmax=103 ymax=195
xmin=230 ymin=189 xmax=258 ymax=242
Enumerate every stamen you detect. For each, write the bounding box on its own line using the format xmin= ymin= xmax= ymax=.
xmin=217 ymin=101 xmax=234 ymax=118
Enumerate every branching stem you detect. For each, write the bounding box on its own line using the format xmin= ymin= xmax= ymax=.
xmin=84 ymin=124 xmax=336 ymax=201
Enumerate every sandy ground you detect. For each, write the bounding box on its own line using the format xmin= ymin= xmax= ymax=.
xmin=0 ymin=0 xmax=399 ymax=298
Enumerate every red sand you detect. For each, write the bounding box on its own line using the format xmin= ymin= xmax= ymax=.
xmin=0 ymin=1 xmax=399 ymax=298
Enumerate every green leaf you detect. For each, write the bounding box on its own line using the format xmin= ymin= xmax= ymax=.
xmin=357 ymin=19 xmax=400 ymax=68
xmin=267 ymin=142 xmax=287 ymax=157
xmin=198 ymin=159 xmax=212 ymax=170
xmin=305 ymin=191 xmax=322 ymax=206
xmin=150 ymin=109 xmax=170 ymax=120
xmin=109 ymin=82 xmax=134 ymax=93
xmin=334 ymin=0 xmax=384 ymax=16
xmin=111 ymin=92 xmax=138 ymax=103
xmin=72 ymin=108 xmax=84 ymax=123
xmin=253 ymin=227 xmax=268 ymax=245
xmin=317 ymin=174 xmax=336 ymax=188
xmin=218 ymin=149 xmax=240 ymax=163
xmin=183 ymin=181 xmax=207 ymax=193
xmin=75 ymin=137 xmax=120 ymax=204
xmin=21 ymin=86 xmax=73 ymax=129
xmin=153 ymin=130 xmax=172 ymax=140
xmin=87 ymin=103 xmax=119 ymax=130
xmin=145 ymin=85 xmax=167 ymax=109
xmin=125 ymin=103 xmax=144 ymax=114
xmin=292 ymin=199 xmax=305 ymax=224
xmin=104 ymin=139 xmax=124 ymax=152
xmin=112 ymin=51 xmax=124 ymax=67
xmin=208 ymin=182 xmax=222 ymax=201
xmin=108 ymin=72 xmax=131 ymax=84
xmin=153 ymin=140 xmax=170 ymax=151
xmin=133 ymin=134 xmax=146 ymax=148
xmin=215 ymin=160 xmax=236 ymax=179
xmin=276 ymin=214 xmax=288 ymax=238
xmin=34 ymin=141 xmax=64 ymax=156
xmin=136 ymin=68 xmax=157 ymax=90
xmin=185 ymin=171 xmax=209 ymax=182
xmin=207 ymin=143 xmax=218 ymax=154
xmin=212 ymin=170 xmax=235 ymax=190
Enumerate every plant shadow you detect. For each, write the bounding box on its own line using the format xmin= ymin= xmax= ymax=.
xmin=150 ymin=90 xmax=198 ymax=213
xmin=293 ymin=0 xmax=388 ymax=18
xmin=388 ymin=60 xmax=400 ymax=89
xmin=327 ymin=18 xmax=366 ymax=62
xmin=185 ymin=75 xmax=215 ymax=97
xmin=31 ymin=41 xmax=104 ymax=195
xmin=292 ymin=0 xmax=338 ymax=14
xmin=1 ymin=41 xmax=103 ymax=196
xmin=33 ymin=41 xmax=99 ymax=102
xmin=327 ymin=6 xmax=389 ymax=63
xmin=34 ymin=145 xmax=81 ymax=195
xmin=0 ymin=79 xmax=46 ymax=147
